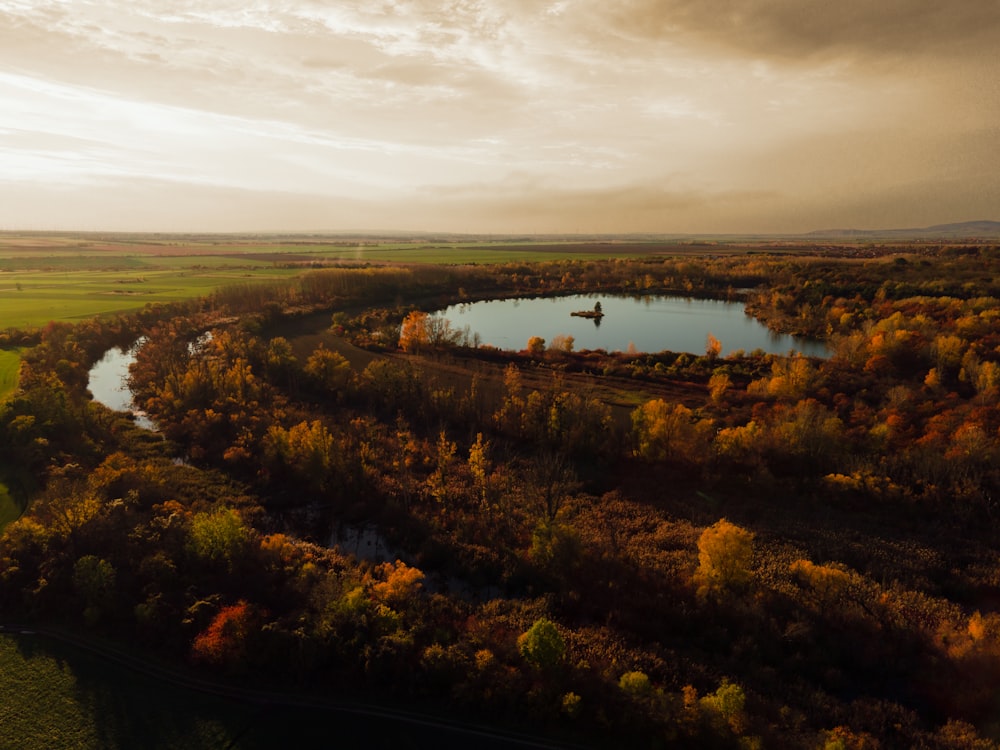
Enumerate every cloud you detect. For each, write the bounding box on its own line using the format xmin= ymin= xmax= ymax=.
xmin=588 ymin=0 xmax=1000 ymax=64
xmin=0 ymin=0 xmax=995 ymax=234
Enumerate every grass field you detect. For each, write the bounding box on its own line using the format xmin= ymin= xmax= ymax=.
xmin=0 ymin=267 xmax=304 ymax=329
xmin=0 ymin=481 xmax=19 ymax=529
xmin=0 ymin=348 xmax=19 ymax=399
xmin=0 ymin=232 xmax=717 ymax=330
xmin=0 ymin=633 xmax=247 ymax=749
xmin=0 ymin=633 xmax=513 ymax=748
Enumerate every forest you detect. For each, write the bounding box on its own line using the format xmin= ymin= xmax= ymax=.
xmin=3 ymin=244 xmax=1000 ymax=748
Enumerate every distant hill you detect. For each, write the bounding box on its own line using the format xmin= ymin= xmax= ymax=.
xmin=806 ymin=220 xmax=1000 ymax=240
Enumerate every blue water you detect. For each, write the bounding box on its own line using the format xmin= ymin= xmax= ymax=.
xmin=434 ymin=295 xmax=827 ymax=357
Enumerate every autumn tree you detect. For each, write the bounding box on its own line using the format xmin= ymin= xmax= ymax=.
xmin=707 ymin=372 xmax=731 ymax=405
xmin=191 ymin=600 xmax=259 ymax=670
xmin=694 ymin=519 xmax=754 ymax=600
xmin=398 ymin=311 xmax=430 ymax=352
xmin=632 ymin=399 xmax=713 ymax=464
xmin=706 ymin=333 xmax=722 ymax=359
xmin=262 ymin=420 xmax=338 ymax=493
xmin=303 ymin=344 xmax=351 ymax=394
xmin=427 ymin=429 xmax=457 ymax=505
xmin=467 ymin=432 xmax=495 ymax=510
xmin=549 ymin=334 xmax=574 ymax=353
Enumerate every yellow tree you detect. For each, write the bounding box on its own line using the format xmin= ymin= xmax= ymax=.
xmin=467 ymin=432 xmax=493 ymax=509
xmin=304 ymin=345 xmax=351 ymax=393
xmin=706 ymin=333 xmax=722 ymax=359
xmin=632 ymin=399 xmax=713 ymax=463
xmin=694 ymin=519 xmax=754 ymax=600
xmin=398 ymin=311 xmax=430 ymax=352
xmin=708 ymin=372 xmax=731 ymax=404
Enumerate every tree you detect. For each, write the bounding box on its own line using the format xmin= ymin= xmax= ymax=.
xmin=187 ymin=507 xmax=252 ymax=573
xmin=526 ymin=336 xmax=546 ymax=355
xmin=398 ymin=311 xmax=430 ymax=352
xmin=518 ymin=617 xmax=566 ymax=670
xmin=72 ymin=555 xmax=116 ymax=625
xmin=262 ymin=420 xmax=337 ymax=493
xmin=694 ymin=519 xmax=754 ymax=600
xmin=619 ymin=670 xmax=652 ymax=697
xmin=549 ymin=334 xmax=574 ymax=353
xmin=631 ymin=399 xmax=712 ymax=463
xmin=699 ymin=679 xmax=747 ymax=734
xmin=427 ymin=430 xmax=457 ymax=504
xmin=708 ymin=372 xmax=731 ymax=404
xmin=467 ymin=432 xmax=494 ymax=509
xmin=263 ymin=336 xmax=297 ymax=388
xmin=706 ymin=333 xmax=722 ymax=359
xmin=304 ymin=345 xmax=351 ymax=393
xmin=191 ymin=600 xmax=258 ymax=670
xmin=372 ymin=560 xmax=424 ymax=609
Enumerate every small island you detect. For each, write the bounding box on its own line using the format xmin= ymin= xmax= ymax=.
xmin=571 ymin=300 xmax=604 ymax=319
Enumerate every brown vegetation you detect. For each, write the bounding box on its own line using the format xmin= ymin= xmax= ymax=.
xmin=3 ymin=246 xmax=1000 ymax=746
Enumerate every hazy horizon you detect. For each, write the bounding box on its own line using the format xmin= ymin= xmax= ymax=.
xmin=2 ymin=2 xmax=998 ymax=235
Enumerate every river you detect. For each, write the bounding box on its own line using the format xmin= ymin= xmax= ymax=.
xmin=86 ymin=340 xmax=156 ymax=429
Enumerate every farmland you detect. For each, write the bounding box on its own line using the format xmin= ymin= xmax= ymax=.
xmin=0 ymin=348 xmax=19 ymax=399
xmin=0 ymin=231 xmax=799 ymax=329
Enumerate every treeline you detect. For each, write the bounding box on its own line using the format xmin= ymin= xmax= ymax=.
xmin=3 ymin=247 xmax=1000 ymax=747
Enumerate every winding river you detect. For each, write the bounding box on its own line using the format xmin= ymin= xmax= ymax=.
xmin=86 ymin=340 xmax=156 ymax=430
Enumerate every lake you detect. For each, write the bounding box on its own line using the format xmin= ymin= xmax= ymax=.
xmin=433 ymin=294 xmax=828 ymax=357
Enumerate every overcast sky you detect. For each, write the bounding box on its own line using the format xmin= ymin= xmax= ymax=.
xmin=1 ymin=1 xmax=998 ymax=234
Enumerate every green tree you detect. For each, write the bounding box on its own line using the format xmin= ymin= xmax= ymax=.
xmin=700 ymin=679 xmax=747 ymax=734
xmin=72 ymin=554 xmax=116 ymax=626
xmin=187 ymin=507 xmax=252 ymax=573
xmin=517 ymin=617 xmax=566 ymax=670
xmin=619 ymin=670 xmax=652 ymax=697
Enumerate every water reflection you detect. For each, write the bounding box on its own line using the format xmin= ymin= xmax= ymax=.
xmin=434 ymin=294 xmax=828 ymax=357
xmin=87 ymin=340 xmax=156 ymax=430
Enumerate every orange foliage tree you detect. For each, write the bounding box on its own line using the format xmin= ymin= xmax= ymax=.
xmin=191 ymin=600 xmax=259 ymax=668
xmin=398 ymin=311 xmax=430 ymax=352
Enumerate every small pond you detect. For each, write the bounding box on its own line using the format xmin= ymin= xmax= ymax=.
xmin=87 ymin=340 xmax=156 ymax=430
xmin=433 ymin=294 xmax=828 ymax=357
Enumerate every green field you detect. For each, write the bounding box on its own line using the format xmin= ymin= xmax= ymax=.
xmin=0 ymin=348 xmax=19 ymax=399
xmin=0 ymin=633 xmax=249 ymax=749
xmin=0 ymin=481 xmax=19 ymax=529
xmin=0 ymin=232 xmax=699 ymax=330
xmin=0 ymin=633 xmax=509 ymax=748
xmin=0 ymin=267 xmax=303 ymax=330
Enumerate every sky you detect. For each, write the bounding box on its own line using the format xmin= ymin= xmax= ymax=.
xmin=1 ymin=1 xmax=998 ymax=235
